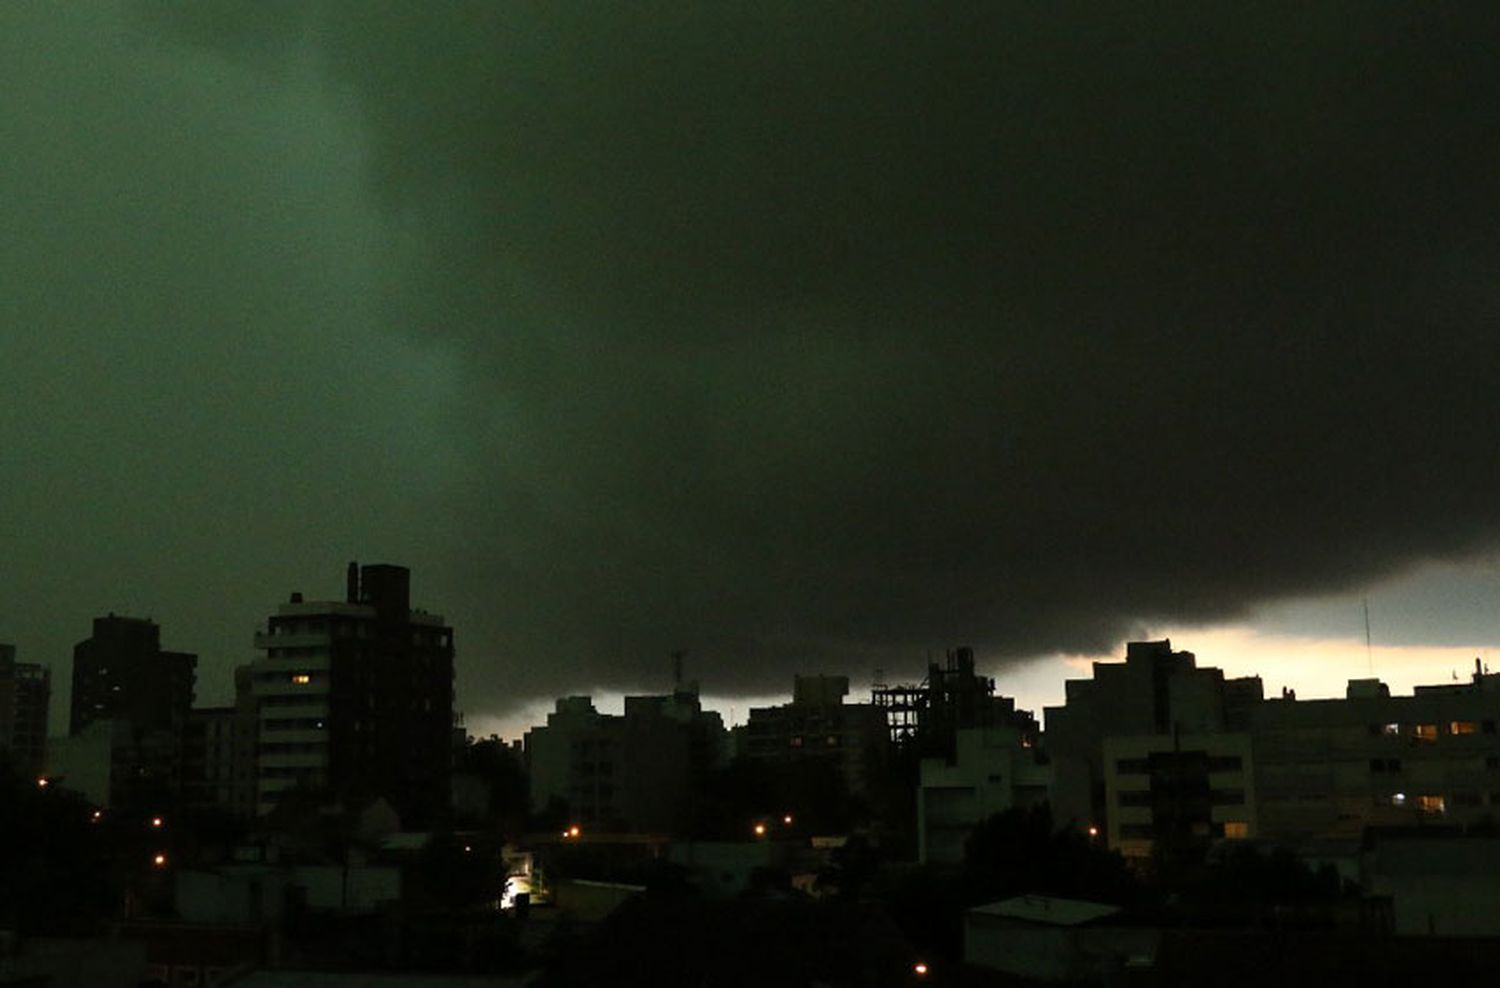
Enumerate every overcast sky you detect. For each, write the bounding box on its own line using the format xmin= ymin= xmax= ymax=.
xmin=5 ymin=4 xmax=1500 ymax=737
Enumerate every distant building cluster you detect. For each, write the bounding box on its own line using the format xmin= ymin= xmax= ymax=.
xmin=922 ymin=639 xmax=1500 ymax=875
xmin=25 ymin=562 xmax=454 ymax=830
xmin=17 ymin=574 xmax=1500 ymax=982
xmin=13 ymin=582 xmax=1500 ymax=874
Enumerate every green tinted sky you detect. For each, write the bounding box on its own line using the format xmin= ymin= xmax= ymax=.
xmin=5 ymin=3 xmax=1500 ymax=726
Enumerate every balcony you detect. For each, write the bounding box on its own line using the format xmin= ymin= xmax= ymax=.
xmin=254 ymin=631 xmax=334 ymax=651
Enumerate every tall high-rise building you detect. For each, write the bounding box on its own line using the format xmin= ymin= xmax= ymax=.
xmin=70 ymin=615 xmax=197 ymax=737
xmin=248 ymin=562 xmax=455 ymax=826
xmin=69 ymin=615 xmax=197 ymax=808
xmin=0 ymin=644 xmax=51 ymax=778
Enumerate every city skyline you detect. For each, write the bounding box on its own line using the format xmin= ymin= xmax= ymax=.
xmin=17 ymin=560 xmax=1500 ymax=746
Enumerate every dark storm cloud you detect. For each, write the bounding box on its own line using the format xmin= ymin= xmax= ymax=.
xmin=125 ymin=4 xmax=1500 ymax=702
xmin=0 ymin=3 xmax=457 ymax=710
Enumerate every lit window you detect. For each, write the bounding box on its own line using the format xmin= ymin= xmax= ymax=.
xmin=1223 ymin=821 xmax=1249 ymax=839
xmin=291 ymin=673 xmax=311 ymax=685
xmin=1449 ymin=721 xmax=1478 ymax=736
xmin=1382 ymin=722 xmax=1401 ymax=735
xmin=1391 ymin=792 xmax=1407 ymax=807
xmin=1413 ymin=724 xmax=1438 ymax=743
xmin=1417 ymin=795 xmax=1446 ymax=814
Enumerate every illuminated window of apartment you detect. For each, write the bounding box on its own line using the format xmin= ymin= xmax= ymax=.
xmin=1412 ymin=724 xmax=1438 ymax=742
xmin=290 ymin=673 xmax=311 ymax=685
xmin=1390 ymin=792 xmax=1407 ymax=807
xmin=1416 ymin=794 xmax=1446 ymax=814
xmin=1223 ymin=821 xmax=1249 ymax=839
xmin=1382 ymin=722 xmax=1401 ymax=735
xmin=1449 ymin=721 xmax=1478 ymax=735
xmin=790 ymin=736 xmax=803 ymax=748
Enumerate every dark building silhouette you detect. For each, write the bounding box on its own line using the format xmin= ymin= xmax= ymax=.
xmin=0 ymin=644 xmax=50 ymax=777
xmin=68 ymin=615 xmax=197 ymax=807
xmin=873 ymin=646 xmax=1037 ymax=757
xmin=181 ymin=667 xmax=258 ymax=820
xmin=526 ymin=689 xmax=726 ymax=832
xmin=248 ymin=562 xmax=454 ymax=827
xmin=741 ymin=675 xmax=890 ymax=798
xmin=1044 ymin=639 xmax=1262 ymax=861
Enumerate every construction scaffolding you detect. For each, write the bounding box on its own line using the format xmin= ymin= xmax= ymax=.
xmin=872 ymin=647 xmax=1038 ymax=757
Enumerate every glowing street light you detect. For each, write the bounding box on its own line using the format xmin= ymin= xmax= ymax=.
xmin=782 ymin=814 xmax=794 ymax=825
xmin=753 ymin=822 xmax=768 ymax=838
xmin=35 ymin=777 xmax=49 ymax=788
xmin=1087 ymin=825 xmax=1099 ymax=839
xmin=152 ymin=853 xmax=168 ymax=868
xmin=91 ymin=810 xmax=102 ymax=823
xmin=913 ymin=961 xmax=929 ymax=976
xmin=150 ymin=816 xmax=164 ymax=829
xmin=561 ymin=825 xmax=581 ymax=839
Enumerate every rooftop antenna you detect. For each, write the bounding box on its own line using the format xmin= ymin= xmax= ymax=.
xmin=1363 ymin=597 xmax=1374 ymax=676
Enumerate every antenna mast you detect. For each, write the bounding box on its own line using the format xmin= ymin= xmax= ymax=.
xmin=1363 ymin=598 xmax=1374 ymax=676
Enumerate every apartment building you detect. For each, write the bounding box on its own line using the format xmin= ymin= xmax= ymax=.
xmin=247 ymin=562 xmax=454 ymax=826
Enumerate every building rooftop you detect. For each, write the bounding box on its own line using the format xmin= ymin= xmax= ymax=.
xmin=970 ymin=895 xmax=1121 ymax=927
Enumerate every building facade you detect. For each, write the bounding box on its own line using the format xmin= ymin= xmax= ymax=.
xmin=526 ymin=689 xmax=725 ymax=833
xmin=68 ymin=615 xmax=197 ymax=808
xmin=1250 ymin=669 xmax=1500 ymax=841
xmin=181 ymin=673 xmax=258 ymax=821
xmin=1044 ymin=643 xmax=1500 ymax=865
xmin=0 ymin=644 xmax=50 ymax=778
xmin=247 ymin=562 xmax=455 ymax=825
xmin=1043 ymin=640 xmax=1262 ymax=836
xmin=917 ymin=724 xmax=1052 ymax=864
xmin=741 ymin=675 xmax=890 ymax=798
xmin=1102 ymin=731 xmax=1257 ymax=862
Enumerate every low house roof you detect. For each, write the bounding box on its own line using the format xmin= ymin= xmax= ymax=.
xmin=970 ymin=894 xmax=1121 ymax=927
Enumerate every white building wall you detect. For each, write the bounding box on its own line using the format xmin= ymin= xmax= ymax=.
xmin=917 ymin=726 xmax=1052 ymax=864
